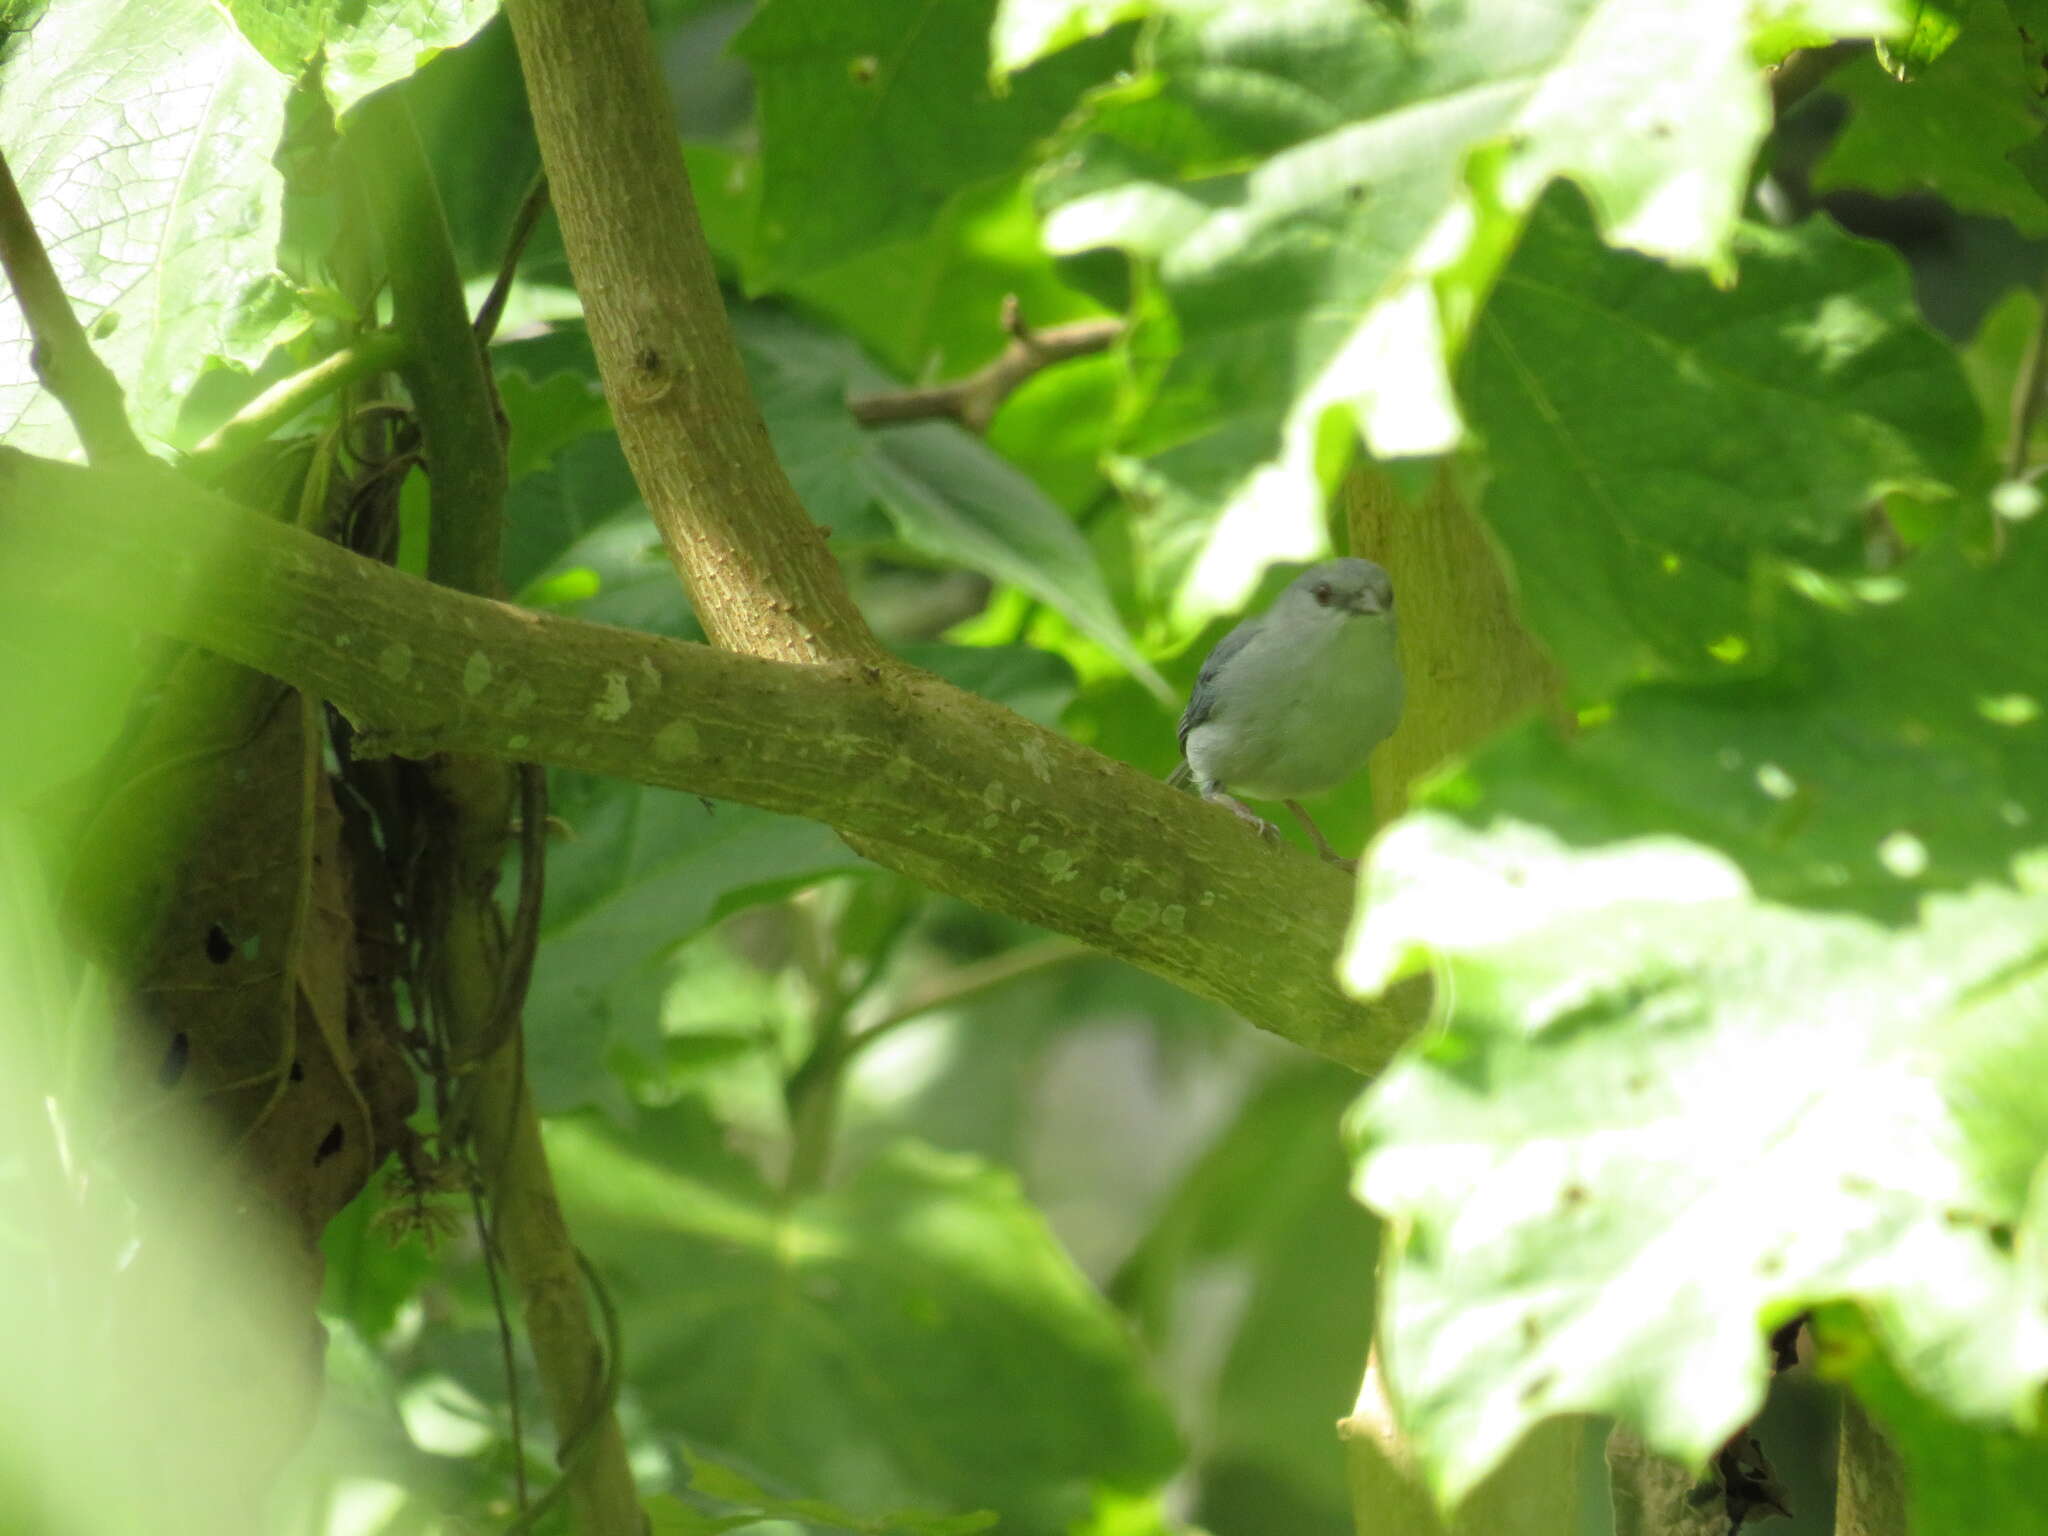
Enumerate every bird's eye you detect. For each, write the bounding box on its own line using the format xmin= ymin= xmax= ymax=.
xmin=1312 ymin=583 xmax=1333 ymax=605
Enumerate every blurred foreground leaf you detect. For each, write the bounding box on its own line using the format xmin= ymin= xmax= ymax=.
xmin=1345 ymin=814 xmax=2048 ymax=1503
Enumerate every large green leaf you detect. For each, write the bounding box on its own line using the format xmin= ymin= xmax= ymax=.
xmin=525 ymin=770 xmax=870 ymax=1114
xmin=733 ymin=307 xmax=1168 ymax=696
xmin=221 ymin=0 xmax=499 ymax=114
xmin=0 ymin=0 xmax=291 ymax=455
xmin=732 ymin=0 xmax=1128 ymax=283
xmin=1343 ymin=814 xmax=2048 ymax=1505
xmin=1030 ymin=0 xmax=1904 ymax=615
xmin=1406 ymin=518 xmax=2048 ymax=918
xmin=1818 ymin=1309 xmax=2048 ymax=1536
xmin=1461 ymin=195 xmax=1981 ymax=696
xmin=548 ymin=1106 xmax=1182 ymax=1532
xmin=1816 ymin=0 xmax=2048 ymax=235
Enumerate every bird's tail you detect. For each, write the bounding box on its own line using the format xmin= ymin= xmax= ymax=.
xmin=1166 ymin=760 xmax=1192 ymax=790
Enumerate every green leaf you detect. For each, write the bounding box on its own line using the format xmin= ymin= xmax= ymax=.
xmin=548 ymin=1108 xmax=1182 ymax=1532
xmin=992 ymin=0 xmax=1151 ymax=75
xmin=0 ymin=0 xmax=292 ymax=454
xmin=733 ymin=0 xmax=1129 ymax=282
xmin=1817 ymin=1308 xmax=2048 ymax=1536
xmin=1873 ymin=0 xmax=1968 ymax=75
xmin=495 ymin=357 xmax=614 ymax=484
xmin=670 ymin=1453 xmax=999 ymax=1534
xmin=1461 ymin=194 xmax=1981 ymax=696
xmin=221 ymin=0 xmax=498 ymax=114
xmin=1406 ymin=519 xmax=2048 ymax=917
xmin=1818 ymin=0 xmax=2048 ymax=234
xmin=1038 ymin=0 xmax=1906 ymax=614
xmin=1344 ymin=813 xmax=2048 ymax=1505
xmin=522 ymin=635 xmax=1076 ymax=1114
xmin=526 ymin=773 xmax=870 ymax=1113
xmin=734 ymin=307 xmax=1168 ymax=697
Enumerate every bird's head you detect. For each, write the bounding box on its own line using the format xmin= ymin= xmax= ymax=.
xmin=1276 ymin=558 xmax=1395 ymax=625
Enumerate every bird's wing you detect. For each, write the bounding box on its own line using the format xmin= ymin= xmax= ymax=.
xmin=1176 ymin=617 xmax=1264 ymax=755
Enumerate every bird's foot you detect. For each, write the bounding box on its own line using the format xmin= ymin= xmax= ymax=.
xmin=1203 ymin=789 xmax=1281 ymax=842
xmin=1283 ymin=799 xmax=1356 ymax=871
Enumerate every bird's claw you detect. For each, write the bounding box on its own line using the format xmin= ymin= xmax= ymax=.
xmin=1203 ymin=789 xmax=1281 ymax=842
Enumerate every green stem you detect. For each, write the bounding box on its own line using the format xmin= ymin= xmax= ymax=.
xmin=840 ymin=937 xmax=1089 ymax=1068
xmin=185 ymin=332 xmax=410 ymax=482
xmin=346 ymin=92 xmax=508 ymax=594
xmin=346 ymin=88 xmax=635 ymax=1536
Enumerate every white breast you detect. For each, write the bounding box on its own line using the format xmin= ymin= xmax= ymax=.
xmin=1185 ymin=614 xmax=1403 ymax=800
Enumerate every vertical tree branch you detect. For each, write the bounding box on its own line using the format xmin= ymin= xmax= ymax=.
xmin=0 ymin=147 xmax=145 ymax=463
xmin=349 ymin=87 xmax=641 ymax=1536
xmin=503 ymin=0 xmax=882 ymax=666
xmin=1835 ymin=1397 xmax=1909 ymax=1536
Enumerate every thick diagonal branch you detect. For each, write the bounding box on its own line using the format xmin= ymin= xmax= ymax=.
xmin=7 ymin=449 xmax=1420 ymax=1076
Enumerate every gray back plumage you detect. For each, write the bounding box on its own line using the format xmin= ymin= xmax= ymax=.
xmin=1176 ymin=616 xmax=1263 ymax=755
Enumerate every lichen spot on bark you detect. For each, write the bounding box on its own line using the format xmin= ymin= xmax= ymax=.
xmin=1041 ymin=849 xmax=1078 ymax=884
xmin=378 ymin=641 xmax=412 ymax=681
xmin=593 ymin=671 xmax=633 ymax=722
xmin=463 ymin=652 xmax=493 ymax=696
xmin=654 ymin=720 xmax=701 ymax=762
xmin=1016 ymin=736 xmax=1053 ymax=783
xmin=1111 ymin=897 xmax=1159 ymax=937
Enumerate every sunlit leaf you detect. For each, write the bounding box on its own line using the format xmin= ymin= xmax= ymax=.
xmin=0 ymin=0 xmax=292 ymax=454
xmin=1346 ymin=814 xmax=2048 ymax=1503
xmin=1037 ymin=0 xmax=1906 ymax=614
xmin=732 ymin=0 xmax=1128 ymax=281
xmin=1462 ymin=194 xmax=1980 ymax=696
xmin=221 ymin=0 xmax=498 ymax=113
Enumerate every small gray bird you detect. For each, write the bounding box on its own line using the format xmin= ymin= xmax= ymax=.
xmin=1168 ymin=558 xmax=1404 ymax=868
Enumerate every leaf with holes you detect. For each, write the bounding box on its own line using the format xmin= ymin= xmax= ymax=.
xmin=1344 ymin=813 xmax=2048 ymax=1504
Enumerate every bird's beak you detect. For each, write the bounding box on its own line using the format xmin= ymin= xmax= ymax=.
xmin=1347 ymin=592 xmax=1386 ymax=617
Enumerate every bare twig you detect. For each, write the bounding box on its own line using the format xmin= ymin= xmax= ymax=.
xmin=474 ymin=170 xmax=552 ymax=348
xmin=0 ymin=147 xmax=145 ymax=462
xmin=848 ymin=298 xmax=1124 ymax=434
